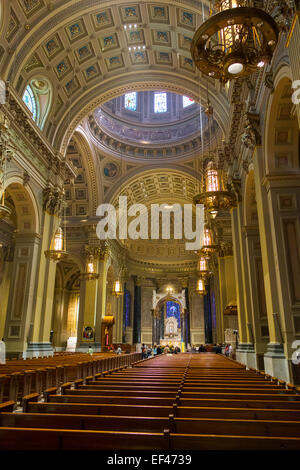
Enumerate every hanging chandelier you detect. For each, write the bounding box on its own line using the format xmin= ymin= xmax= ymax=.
xmin=45 ymin=226 xmax=68 ymax=261
xmin=195 ymin=277 xmax=207 ymax=295
xmin=191 ymin=0 xmax=279 ymax=83
xmin=194 ymin=161 xmax=236 ymax=218
xmin=112 ymin=279 xmax=124 ymax=297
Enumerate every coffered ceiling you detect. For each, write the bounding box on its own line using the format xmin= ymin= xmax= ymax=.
xmin=0 ymin=0 xmax=229 ymax=152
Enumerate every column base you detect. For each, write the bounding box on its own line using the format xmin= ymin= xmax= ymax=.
xmin=264 ymin=343 xmax=290 ymax=383
xmin=26 ymin=342 xmax=54 ymax=358
xmin=236 ymin=343 xmax=257 ymax=368
xmin=76 ymin=342 xmax=101 ymax=353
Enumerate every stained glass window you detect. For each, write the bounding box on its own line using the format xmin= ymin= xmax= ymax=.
xmin=183 ymin=96 xmax=195 ymax=108
xmin=124 ymin=92 xmax=137 ymax=111
xmin=23 ymin=85 xmax=37 ymax=121
xmin=154 ymin=92 xmax=167 ymax=113
xmin=166 ymin=301 xmax=181 ymax=328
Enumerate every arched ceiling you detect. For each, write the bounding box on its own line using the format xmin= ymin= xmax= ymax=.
xmin=111 ymin=169 xmax=200 ymax=207
xmin=110 ymin=169 xmax=200 ymax=264
xmin=0 ymin=0 xmax=229 ymax=153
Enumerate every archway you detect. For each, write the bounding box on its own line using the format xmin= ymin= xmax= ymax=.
xmin=51 ymin=259 xmax=81 ymax=351
xmin=0 ymin=180 xmax=40 ymax=352
xmin=154 ymin=293 xmax=185 ymax=348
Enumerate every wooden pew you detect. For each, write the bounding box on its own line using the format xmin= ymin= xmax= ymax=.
xmin=0 ymin=427 xmax=169 ymax=450
xmin=24 ymin=401 xmax=173 ymax=417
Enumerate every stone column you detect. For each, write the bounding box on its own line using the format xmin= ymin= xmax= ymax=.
xmin=133 ymin=277 xmax=141 ymax=345
xmin=181 ymin=309 xmax=186 ymax=347
xmin=151 ymin=309 xmax=157 ymax=346
xmin=51 ymin=286 xmax=67 ymax=350
xmin=183 ymin=285 xmax=191 ymax=346
xmin=0 ymin=245 xmax=13 ymax=341
xmin=253 ymin=147 xmax=298 ymax=382
xmin=4 ymin=232 xmax=41 ymax=357
xmin=217 ymin=246 xmax=237 ymax=344
xmin=203 ymin=283 xmax=213 ymax=344
xmin=27 ymin=186 xmax=66 ymax=358
xmin=77 ymin=275 xmax=99 ymax=351
xmin=243 ymin=226 xmax=268 ymax=369
xmin=231 ymin=199 xmax=254 ymax=360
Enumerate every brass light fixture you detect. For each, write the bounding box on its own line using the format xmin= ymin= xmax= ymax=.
xmin=199 ymin=226 xmax=219 ymax=258
xmin=191 ymin=0 xmax=279 ymax=83
xmin=193 ymin=161 xmax=236 ymax=218
xmin=195 ymin=277 xmax=207 ymax=295
xmin=45 ymin=226 xmax=68 ymax=261
xmin=81 ymin=255 xmax=99 ymax=281
xmin=166 ymin=286 xmax=174 ymax=295
xmin=197 ymin=256 xmax=211 ymax=280
xmin=112 ymin=279 xmax=124 ymax=297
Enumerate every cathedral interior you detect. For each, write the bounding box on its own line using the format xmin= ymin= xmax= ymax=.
xmin=0 ymin=2 xmax=300 ymax=448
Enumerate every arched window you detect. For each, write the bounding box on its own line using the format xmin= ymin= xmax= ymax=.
xmin=22 ymin=78 xmax=52 ymax=130
xmin=124 ymin=92 xmax=137 ymax=111
xmin=23 ymin=85 xmax=37 ymax=121
xmin=154 ymin=92 xmax=167 ymax=113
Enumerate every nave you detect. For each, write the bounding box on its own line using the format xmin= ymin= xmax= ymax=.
xmin=1 ymin=352 xmax=300 ymax=450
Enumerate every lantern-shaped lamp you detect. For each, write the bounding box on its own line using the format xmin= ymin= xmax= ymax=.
xmin=195 ymin=277 xmax=206 ymax=296
xmin=112 ymin=280 xmax=124 ymax=297
xmin=45 ymin=226 xmax=68 ymax=261
xmin=197 ymin=256 xmax=211 ymax=280
xmin=194 ymin=161 xmax=236 ymax=218
xmin=81 ymin=255 xmax=99 ymax=281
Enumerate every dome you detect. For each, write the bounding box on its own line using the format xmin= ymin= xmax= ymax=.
xmin=89 ymin=91 xmax=221 ymax=159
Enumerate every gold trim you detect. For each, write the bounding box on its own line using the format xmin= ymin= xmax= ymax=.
xmin=286 ymin=12 xmax=300 ymax=48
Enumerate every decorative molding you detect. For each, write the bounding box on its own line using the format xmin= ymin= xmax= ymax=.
xmin=241 ymin=112 xmax=262 ymax=151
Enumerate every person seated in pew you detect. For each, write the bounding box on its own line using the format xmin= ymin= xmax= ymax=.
xmin=198 ymin=344 xmax=206 ymax=353
xmin=153 ymin=344 xmax=157 ymax=355
xmin=88 ymin=346 xmax=93 ymax=356
xmin=116 ymin=346 xmax=122 ymax=355
xmin=156 ymin=345 xmax=162 ymax=355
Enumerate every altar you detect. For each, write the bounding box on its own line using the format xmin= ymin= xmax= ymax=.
xmin=160 ymin=339 xmax=182 ymax=348
xmin=152 ymin=289 xmax=186 ymax=348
